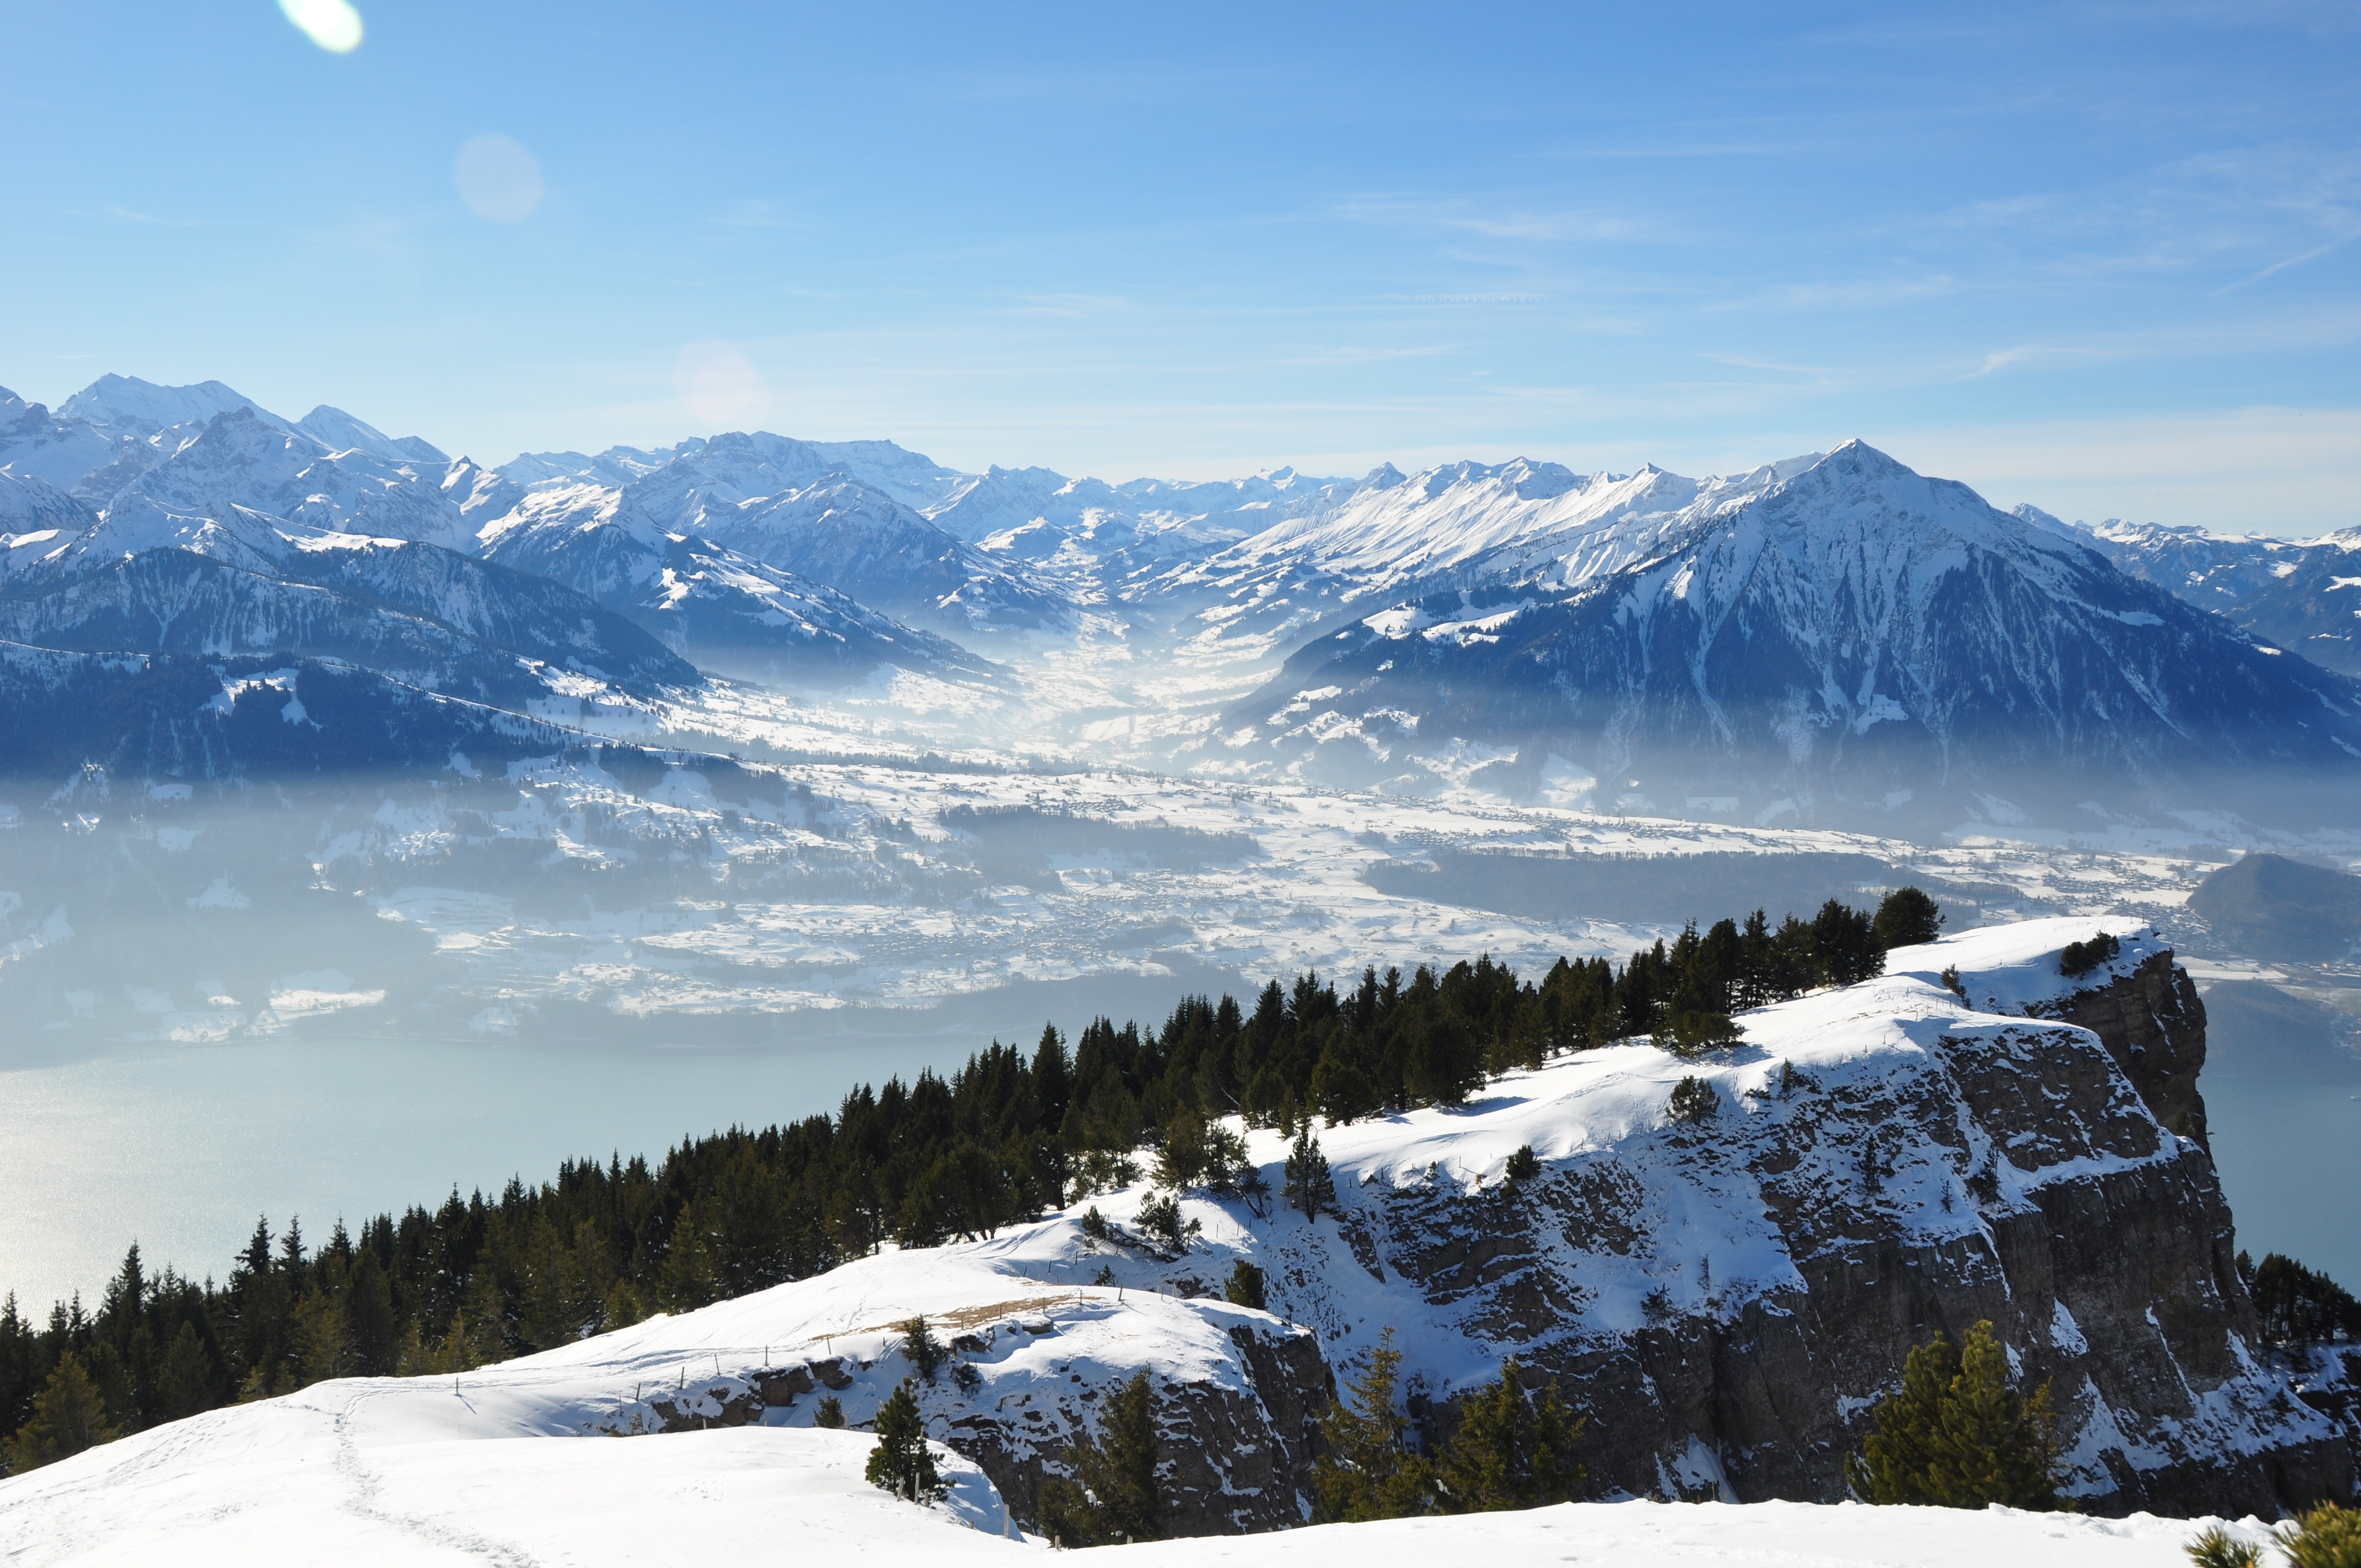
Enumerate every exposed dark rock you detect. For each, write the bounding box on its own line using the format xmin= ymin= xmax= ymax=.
xmin=1270 ymin=950 xmax=2351 ymax=1518
xmin=646 ymin=1318 xmax=1331 ymax=1538
xmin=2034 ymin=947 xmax=2211 ymax=1146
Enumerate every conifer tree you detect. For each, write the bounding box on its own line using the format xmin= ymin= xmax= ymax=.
xmin=657 ymin=1199 xmax=719 ymax=1313
xmin=1435 ymin=1358 xmax=1586 ymax=1512
xmin=346 ymin=1248 xmax=398 ymax=1375
xmin=155 ymin=1322 xmax=217 ymax=1422
xmin=1667 ymin=1076 xmax=1720 ymax=1124
xmin=1 ymin=1352 xmax=118 ymax=1472
xmin=1310 ymin=1328 xmax=1435 ymax=1523
xmin=1284 ymin=1126 xmax=1335 ymax=1222
xmin=1224 ymin=1261 xmax=1266 ymax=1311
xmin=864 ymin=1379 xmax=945 ymax=1501
xmin=1663 ymin=959 xmax=1742 ymax=1056
xmin=1845 ymin=1320 xmax=2060 ymax=1510
xmin=1037 ymin=1371 xmax=1164 ymax=1545
xmin=1873 ymin=887 xmax=1945 ymax=950
xmin=2275 ymin=1501 xmax=2361 ymax=1568
xmin=899 ymin=1315 xmax=946 ymax=1384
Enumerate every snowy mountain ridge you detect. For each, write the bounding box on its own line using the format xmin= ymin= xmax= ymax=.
xmin=2026 ymin=508 xmax=2361 ymax=678
xmin=8 ymin=369 xmax=2360 ymax=824
xmin=0 ymin=918 xmax=2345 ymax=1556
xmin=1222 ymin=441 xmax=2361 ymax=822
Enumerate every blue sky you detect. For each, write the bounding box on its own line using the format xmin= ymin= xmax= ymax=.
xmin=4 ymin=2 xmax=2357 ymax=529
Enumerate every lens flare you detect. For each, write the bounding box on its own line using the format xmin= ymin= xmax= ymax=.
xmin=454 ymin=135 xmax=545 ymax=224
xmin=674 ymin=341 xmax=771 ymax=432
xmin=278 ymin=0 xmax=363 ymax=53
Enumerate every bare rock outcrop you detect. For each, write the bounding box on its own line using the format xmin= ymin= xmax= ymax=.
xmin=2036 ymin=946 xmax=2211 ymax=1146
xmin=1250 ymin=925 xmax=2351 ymax=1518
xmin=640 ymin=1296 xmax=1330 ymax=1537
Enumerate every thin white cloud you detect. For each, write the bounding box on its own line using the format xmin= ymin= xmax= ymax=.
xmin=2215 ymin=236 xmax=2354 ymax=295
xmin=1335 ymin=196 xmax=1657 ymax=244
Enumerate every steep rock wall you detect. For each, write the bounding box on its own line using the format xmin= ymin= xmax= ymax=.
xmin=639 ymin=1294 xmax=1330 ymax=1537
xmin=2036 ymin=948 xmax=2211 ymax=1146
xmin=1243 ymin=926 xmax=2350 ymax=1517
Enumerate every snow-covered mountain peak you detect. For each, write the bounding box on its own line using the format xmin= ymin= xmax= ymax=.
xmin=58 ymin=373 xmax=274 ymax=437
xmin=293 ymin=404 xmax=447 ymax=466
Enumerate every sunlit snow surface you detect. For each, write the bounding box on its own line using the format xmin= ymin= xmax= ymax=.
xmin=0 ymin=921 xmax=2293 ymax=1564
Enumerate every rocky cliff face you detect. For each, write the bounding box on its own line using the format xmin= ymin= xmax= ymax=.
xmin=623 ymin=1280 xmax=1332 ymax=1537
xmin=567 ymin=919 xmax=2346 ymax=1533
xmin=2037 ymin=948 xmax=2211 ymax=1147
xmin=1232 ymin=919 xmax=2351 ymax=1518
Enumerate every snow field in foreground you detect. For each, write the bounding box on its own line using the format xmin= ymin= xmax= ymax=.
xmin=0 ymin=1393 xmax=2281 ymax=1568
xmin=1130 ymin=1501 xmax=2277 ymax=1568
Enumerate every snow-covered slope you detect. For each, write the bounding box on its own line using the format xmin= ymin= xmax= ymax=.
xmin=0 ymin=921 xmax=2342 ymax=1556
xmin=2028 ymin=511 xmax=2361 ymax=679
xmin=0 ymin=641 xmax=630 ymax=782
xmin=924 ymin=465 xmax=1354 ymax=612
xmin=1141 ymin=456 xmax=1815 ymax=667
xmin=0 ymin=388 xmax=141 ymax=498
xmin=627 ymin=534 xmax=1002 ymax=685
xmin=295 ymin=403 xmax=448 ymax=466
xmin=500 ymin=432 xmax=966 ymax=514
xmin=57 ymin=373 xmax=267 ymax=437
xmin=478 ymin=437 xmax=1073 ymax=639
xmin=0 ymin=470 xmax=94 ymax=536
xmin=81 ymin=406 xmax=474 ymax=554
xmin=476 ymin=483 xmax=1001 ymax=685
xmin=0 ymin=1394 xmax=2256 ymax=1568
xmin=1221 ymin=442 xmax=2361 ymax=823
xmin=0 ymin=543 xmax=694 ymax=708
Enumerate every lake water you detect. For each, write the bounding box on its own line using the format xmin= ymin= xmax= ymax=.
xmin=1 ymin=1034 xmax=981 ymax=1310
xmin=3 ymin=1035 xmax=2354 ymax=1314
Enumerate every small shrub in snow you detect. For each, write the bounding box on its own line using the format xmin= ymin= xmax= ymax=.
xmin=2277 ymin=1502 xmax=2361 ymax=1568
xmin=1225 ymin=1260 xmax=1266 ymax=1311
xmin=1939 ymin=963 xmax=1966 ymax=999
xmin=1079 ymin=1205 xmax=1110 ymax=1243
xmin=1135 ymin=1193 xmax=1200 ymax=1254
xmin=813 ymin=1395 xmax=845 ymax=1429
xmin=951 ymin=1360 xmax=981 ymax=1394
xmin=2059 ymin=931 xmax=2121 ymax=979
xmin=1667 ymin=1076 xmax=1718 ymax=1124
xmin=2184 ymin=1525 xmax=2261 ymax=1568
xmin=864 ymin=1379 xmax=946 ymax=1501
xmin=898 ymin=1315 xmax=946 ymax=1384
xmin=1504 ymin=1145 xmax=1541 ymax=1183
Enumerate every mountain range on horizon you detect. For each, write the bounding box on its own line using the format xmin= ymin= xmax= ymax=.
xmin=2 ymin=371 xmax=2358 ymax=832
